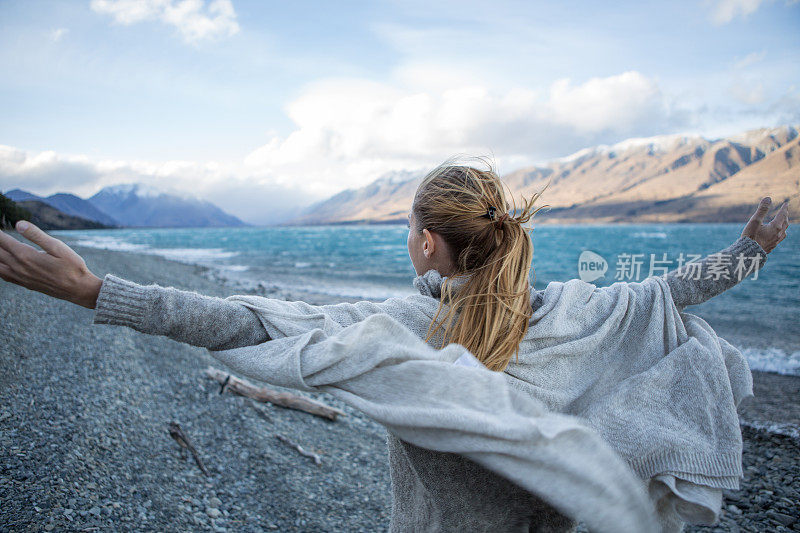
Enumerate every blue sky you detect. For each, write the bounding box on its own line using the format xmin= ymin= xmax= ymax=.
xmin=1 ymin=0 xmax=798 ymax=224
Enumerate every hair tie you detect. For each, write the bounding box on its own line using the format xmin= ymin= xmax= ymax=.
xmin=495 ymin=213 xmax=509 ymax=229
xmin=481 ymin=206 xmax=510 ymax=228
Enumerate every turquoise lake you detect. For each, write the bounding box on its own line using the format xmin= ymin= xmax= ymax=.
xmin=56 ymin=223 xmax=799 ymax=376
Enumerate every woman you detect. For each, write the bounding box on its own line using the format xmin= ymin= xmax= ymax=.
xmin=0 ymin=158 xmax=790 ymax=532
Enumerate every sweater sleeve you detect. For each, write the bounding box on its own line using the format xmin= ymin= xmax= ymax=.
xmin=92 ymin=274 xmax=431 ymax=349
xmin=660 ymin=235 xmax=767 ymax=310
xmin=93 ymin=274 xmax=272 ymax=350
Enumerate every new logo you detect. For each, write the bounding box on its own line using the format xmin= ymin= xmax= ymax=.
xmin=578 ymin=250 xmax=607 ymax=283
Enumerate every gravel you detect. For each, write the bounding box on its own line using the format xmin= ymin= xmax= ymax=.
xmin=1 ymin=245 xmax=392 ymax=532
xmin=1 ymin=242 xmax=798 ymax=532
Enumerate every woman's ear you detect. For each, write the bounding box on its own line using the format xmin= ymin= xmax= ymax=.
xmin=422 ymin=229 xmax=435 ymax=258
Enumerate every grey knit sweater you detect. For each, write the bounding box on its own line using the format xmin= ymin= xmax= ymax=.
xmin=93 ymin=235 xmax=767 ymax=532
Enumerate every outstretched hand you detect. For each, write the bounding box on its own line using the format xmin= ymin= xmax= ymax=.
xmin=741 ymin=197 xmax=789 ymax=254
xmin=0 ymin=220 xmax=103 ymax=309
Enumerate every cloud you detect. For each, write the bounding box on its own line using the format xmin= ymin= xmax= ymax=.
xmin=244 ymin=70 xmax=687 ymax=192
xmin=0 ymin=70 xmax=685 ymax=224
xmin=729 ymin=51 xmax=768 ymax=105
xmin=708 ymin=0 xmax=768 ymax=24
xmin=0 ymin=145 xmax=310 ymax=225
xmin=547 ymin=72 xmax=669 ymax=134
xmin=50 ymin=28 xmax=69 ymax=42
xmin=729 ymin=80 xmax=766 ymax=104
xmin=90 ymin=0 xmax=240 ymax=43
xmin=767 ymin=86 xmax=800 ymax=124
xmin=732 ymin=50 xmax=766 ymax=70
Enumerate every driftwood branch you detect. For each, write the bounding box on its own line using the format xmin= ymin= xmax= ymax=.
xmin=204 ymin=366 xmax=346 ymax=421
xmin=276 ymin=434 xmax=322 ymax=465
xmin=168 ymin=422 xmax=209 ymax=476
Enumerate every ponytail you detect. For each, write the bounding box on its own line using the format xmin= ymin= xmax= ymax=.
xmin=413 ymin=156 xmax=549 ymax=372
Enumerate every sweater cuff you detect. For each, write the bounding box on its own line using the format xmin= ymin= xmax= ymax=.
xmin=93 ymin=274 xmax=155 ymax=329
xmin=727 ymin=235 xmax=768 ymax=271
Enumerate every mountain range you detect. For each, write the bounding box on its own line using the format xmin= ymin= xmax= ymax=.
xmin=87 ymin=184 xmax=246 ymax=228
xmin=298 ymin=170 xmax=424 ymax=225
xmin=4 ymin=184 xmax=247 ymax=229
xmin=4 ymin=124 xmax=798 ymax=229
xmin=293 ymin=125 xmax=800 ymax=225
xmin=5 ymin=189 xmax=120 ymax=227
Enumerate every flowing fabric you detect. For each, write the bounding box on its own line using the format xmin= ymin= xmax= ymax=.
xmin=493 ymin=275 xmax=752 ymax=530
xmin=218 ymin=273 xmax=752 ymax=532
xmin=208 ymin=312 xmax=660 ymax=533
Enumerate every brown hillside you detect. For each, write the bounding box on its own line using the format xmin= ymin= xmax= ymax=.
xmin=295 ymin=125 xmax=799 ymax=225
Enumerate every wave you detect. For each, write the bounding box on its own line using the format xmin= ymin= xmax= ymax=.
xmin=217 ymin=264 xmax=249 ymax=273
xmin=632 ymin=232 xmax=668 ymax=239
xmin=148 ymin=247 xmax=238 ymax=262
xmin=741 ymin=420 xmax=800 ymax=441
xmin=740 ymin=347 xmax=800 ymax=377
xmin=75 ymin=236 xmax=150 ymax=253
xmin=74 ymin=235 xmax=238 ymax=264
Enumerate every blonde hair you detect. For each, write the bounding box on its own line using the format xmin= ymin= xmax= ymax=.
xmin=413 ymin=156 xmax=549 ymax=372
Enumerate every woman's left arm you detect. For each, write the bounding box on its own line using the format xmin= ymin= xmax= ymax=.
xmin=93 ymin=274 xmax=272 ymax=350
xmin=661 ymin=235 xmax=766 ymax=309
xmin=661 ymin=197 xmax=788 ymax=309
xmin=0 ymin=221 xmax=273 ymax=351
xmin=0 ymin=220 xmax=423 ymax=351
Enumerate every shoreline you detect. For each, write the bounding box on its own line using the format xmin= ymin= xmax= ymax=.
xmin=1 ymin=241 xmax=798 ymax=531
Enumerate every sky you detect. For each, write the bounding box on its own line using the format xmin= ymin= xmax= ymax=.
xmin=0 ymin=0 xmax=798 ymax=225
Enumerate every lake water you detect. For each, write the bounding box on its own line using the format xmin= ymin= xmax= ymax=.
xmin=55 ymin=223 xmax=800 ymax=376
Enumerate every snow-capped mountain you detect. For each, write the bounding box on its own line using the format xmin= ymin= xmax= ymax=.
xmin=294 ymin=169 xmax=427 ymax=225
xmin=88 ymin=183 xmax=247 ymax=228
xmin=295 ymin=125 xmax=799 ymax=225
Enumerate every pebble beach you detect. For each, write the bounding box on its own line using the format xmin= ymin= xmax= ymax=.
xmin=1 ymin=241 xmax=798 ymax=532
